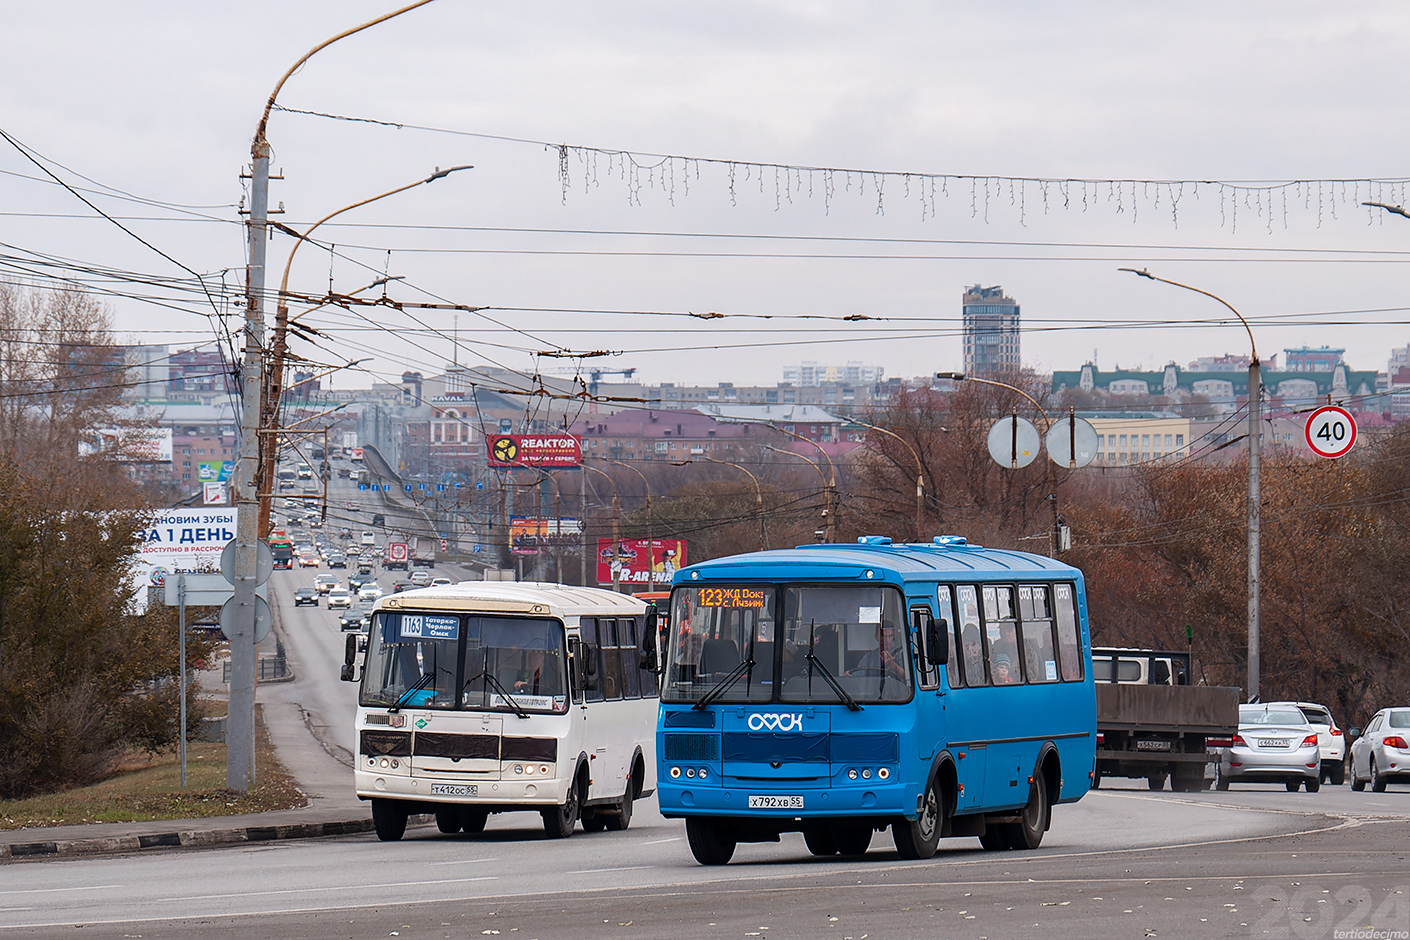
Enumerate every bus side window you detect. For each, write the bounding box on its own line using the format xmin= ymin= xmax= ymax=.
xmin=1053 ymin=584 xmax=1084 ymax=681
xmin=982 ymin=585 xmax=1022 ymax=684
xmin=619 ymin=617 xmax=641 ymax=699
xmin=600 ymin=619 xmax=623 ymax=701
xmin=912 ymin=605 xmax=939 ymax=690
xmin=637 ymin=615 xmax=660 ymax=698
xmin=580 ymin=620 xmax=605 ymax=703
xmin=1018 ymin=584 xmax=1059 ymax=683
xmin=936 ymin=585 xmax=961 ymax=690
xmin=957 ymin=584 xmax=987 ymax=687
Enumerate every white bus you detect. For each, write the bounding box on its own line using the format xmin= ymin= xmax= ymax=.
xmin=341 ymin=581 xmax=660 ymax=841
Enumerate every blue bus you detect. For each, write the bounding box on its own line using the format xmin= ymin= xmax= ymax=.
xmin=657 ymin=536 xmax=1095 ymax=865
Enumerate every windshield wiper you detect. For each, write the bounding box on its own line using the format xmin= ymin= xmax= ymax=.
xmin=692 ymin=657 xmax=756 ymax=711
xmin=389 ymin=671 xmax=437 ymax=713
xmin=459 ymin=669 xmax=530 ymax=719
xmin=805 ymin=652 xmax=862 ymax=712
xmin=483 ymin=672 xmax=530 ymax=719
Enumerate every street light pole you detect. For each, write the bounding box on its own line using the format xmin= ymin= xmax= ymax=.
xmin=849 ymin=416 xmax=926 ymax=542
xmin=676 ymin=456 xmax=769 ymax=550
xmin=583 ymin=464 xmax=621 ymax=592
xmin=764 ymin=444 xmax=830 ymax=541
xmin=229 ymin=0 xmax=439 ymax=792
xmin=1120 ymin=267 xmax=1261 ymax=703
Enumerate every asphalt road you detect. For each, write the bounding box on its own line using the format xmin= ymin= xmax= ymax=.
xmin=5 ymin=783 xmax=1409 ymax=939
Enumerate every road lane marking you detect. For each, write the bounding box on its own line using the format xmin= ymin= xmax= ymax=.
xmin=567 ymin=866 xmax=652 ymax=874
xmin=642 ymin=838 xmax=682 ymax=845
xmin=429 ymin=857 xmax=501 ymax=866
xmin=0 ymin=885 xmax=121 ymax=896
xmin=160 ymin=876 xmax=499 ymax=902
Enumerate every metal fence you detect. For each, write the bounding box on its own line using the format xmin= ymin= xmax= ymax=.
xmin=222 ymin=637 xmax=290 ymax=682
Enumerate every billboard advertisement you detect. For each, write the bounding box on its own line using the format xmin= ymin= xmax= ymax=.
xmin=197 ymin=460 xmax=234 ymax=483
xmin=80 ymin=427 xmax=174 ymax=462
xmin=596 ymin=538 xmax=686 ymax=585
xmin=488 ymin=434 xmax=582 ymax=468
xmin=511 ymin=517 xmax=584 ymax=554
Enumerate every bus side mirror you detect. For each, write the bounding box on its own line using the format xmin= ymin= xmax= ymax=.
xmin=641 ymin=610 xmax=660 ymax=671
xmin=340 ymin=663 xmax=358 ymax=682
xmin=918 ymin=612 xmax=948 ymax=667
xmin=570 ymin=638 xmax=598 ymax=691
xmin=344 ymin=633 xmax=359 ymax=667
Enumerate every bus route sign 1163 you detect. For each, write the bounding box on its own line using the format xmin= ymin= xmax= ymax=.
xmin=1304 ymin=405 xmax=1357 ymax=459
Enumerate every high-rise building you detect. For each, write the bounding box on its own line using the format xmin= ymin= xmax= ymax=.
xmin=962 ymin=284 xmax=1021 ymax=375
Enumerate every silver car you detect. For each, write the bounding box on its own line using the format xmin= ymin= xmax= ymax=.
xmin=1214 ymin=704 xmax=1321 ymax=792
xmin=1349 ymin=707 xmax=1410 ymax=792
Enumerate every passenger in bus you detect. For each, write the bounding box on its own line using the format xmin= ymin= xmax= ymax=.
xmin=849 ymin=624 xmax=907 ymax=680
xmin=512 ymin=649 xmax=545 ymax=694
xmin=992 ymin=653 xmax=1019 ymax=685
xmin=961 ymin=627 xmax=986 ymax=685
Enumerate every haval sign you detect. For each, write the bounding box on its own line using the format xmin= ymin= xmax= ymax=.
xmin=487 ymin=434 xmax=582 ymax=468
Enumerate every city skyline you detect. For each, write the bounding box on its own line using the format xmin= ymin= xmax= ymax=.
xmin=5 ymin=3 xmax=1410 ymax=393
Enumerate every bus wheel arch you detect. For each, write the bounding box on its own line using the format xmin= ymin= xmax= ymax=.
xmin=542 ymin=754 xmax=589 ymax=839
xmin=1033 ymin=744 xmax=1060 ymax=831
xmin=892 ymin=759 xmax=948 ymax=860
xmin=604 ymin=749 xmax=644 ymax=832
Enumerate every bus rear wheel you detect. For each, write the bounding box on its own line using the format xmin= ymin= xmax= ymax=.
xmin=371 ymin=798 xmax=408 ymax=842
xmin=605 ymin=767 xmax=636 ymax=832
xmin=435 ymin=809 xmax=462 ymax=834
xmin=686 ymin=818 xmax=737 ymax=865
xmin=892 ymin=775 xmax=942 ymax=860
xmin=1001 ymin=774 xmax=1048 ymax=851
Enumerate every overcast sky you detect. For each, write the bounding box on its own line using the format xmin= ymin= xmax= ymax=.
xmin=5 ymin=2 xmax=1410 ymax=394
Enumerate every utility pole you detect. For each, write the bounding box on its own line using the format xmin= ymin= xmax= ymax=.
xmin=229 ymin=139 xmax=268 ymax=791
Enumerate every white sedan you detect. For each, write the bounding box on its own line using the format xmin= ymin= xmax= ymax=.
xmin=358 ymin=583 xmax=384 ymax=602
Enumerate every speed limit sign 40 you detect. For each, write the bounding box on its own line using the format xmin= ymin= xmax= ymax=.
xmin=1304 ymin=405 xmax=1357 ymax=458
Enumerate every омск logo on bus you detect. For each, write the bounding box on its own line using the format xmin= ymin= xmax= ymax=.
xmin=747 ymin=712 xmax=804 ymax=731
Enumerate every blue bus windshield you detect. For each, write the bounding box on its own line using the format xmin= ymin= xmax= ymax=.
xmin=663 ymin=584 xmax=909 ymax=705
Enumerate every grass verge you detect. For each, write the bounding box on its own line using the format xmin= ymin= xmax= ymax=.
xmin=0 ymin=705 xmax=306 ymax=830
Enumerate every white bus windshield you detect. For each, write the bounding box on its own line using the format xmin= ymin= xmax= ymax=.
xmin=662 ymin=585 xmax=909 ymax=705
xmin=360 ymin=612 xmax=568 ymax=713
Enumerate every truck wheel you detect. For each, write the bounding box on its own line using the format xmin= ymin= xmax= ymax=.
xmin=892 ymin=775 xmax=943 ymax=860
xmin=1172 ymin=764 xmax=1204 ymax=793
xmin=1147 ymin=773 xmax=1167 ymax=791
xmin=1001 ymin=774 xmax=1048 ymax=850
xmin=371 ymin=798 xmax=408 ymax=842
xmin=686 ymin=818 xmax=736 ymax=865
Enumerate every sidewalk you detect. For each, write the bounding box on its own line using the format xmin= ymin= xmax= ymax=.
xmin=1 ymin=614 xmax=397 ymax=861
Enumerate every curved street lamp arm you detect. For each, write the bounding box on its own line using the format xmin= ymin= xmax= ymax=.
xmin=255 ymin=0 xmax=438 ymax=144
xmin=1118 ymin=267 xmax=1257 ymax=362
xmin=936 ymin=372 xmax=1051 ymax=430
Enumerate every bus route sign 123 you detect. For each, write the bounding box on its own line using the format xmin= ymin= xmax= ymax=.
xmin=1304 ymin=405 xmax=1357 ymax=459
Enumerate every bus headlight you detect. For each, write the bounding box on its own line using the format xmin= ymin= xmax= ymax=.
xmin=861 ymin=768 xmax=872 ymax=779
xmin=686 ymin=767 xmax=697 ymax=778
xmin=697 ymin=767 xmax=708 ymax=779
xmin=540 ymin=765 xmax=550 ymax=775
xmin=670 ymin=766 xmax=681 ymax=778
xmin=848 ymin=769 xmax=859 ymax=780
xmin=877 ymin=767 xmax=890 ymax=780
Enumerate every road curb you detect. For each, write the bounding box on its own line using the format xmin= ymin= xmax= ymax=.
xmin=0 ymin=818 xmax=376 ymax=861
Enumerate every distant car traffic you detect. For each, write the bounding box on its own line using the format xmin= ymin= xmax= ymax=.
xmin=313 ymin=574 xmax=338 ymax=594
xmin=327 ymin=588 xmax=352 ymax=610
xmin=430 ymin=577 xmax=452 ymax=587
xmin=326 ymin=554 xmax=347 ymax=569
xmin=1214 ymin=704 xmax=1321 ymax=792
xmin=390 ymin=581 xmax=414 ymax=594
xmin=339 ymin=611 xmax=368 ymax=632
xmin=1350 ymin=707 xmax=1410 ymax=792
xmin=409 ymin=570 xmax=431 ymax=586
xmin=298 ymin=553 xmax=320 ymax=568
xmin=293 ymin=587 xmax=319 ymax=607
xmin=358 ymin=583 xmax=384 ymax=602
xmin=361 ymin=531 xmax=376 ymax=546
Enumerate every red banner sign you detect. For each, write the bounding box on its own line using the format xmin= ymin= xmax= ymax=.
xmin=487 ymin=434 xmax=582 ymax=468
xmin=596 ymin=538 xmax=686 ymax=585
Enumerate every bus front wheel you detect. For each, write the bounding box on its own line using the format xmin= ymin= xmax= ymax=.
xmin=371 ymin=798 xmax=408 ymax=842
xmin=542 ymin=775 xmax=581 ymax=839
xmin=892 ymin=776 xmax=943 ymax=860
xmin=686 ymin=818 xmax=737 ymax=865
